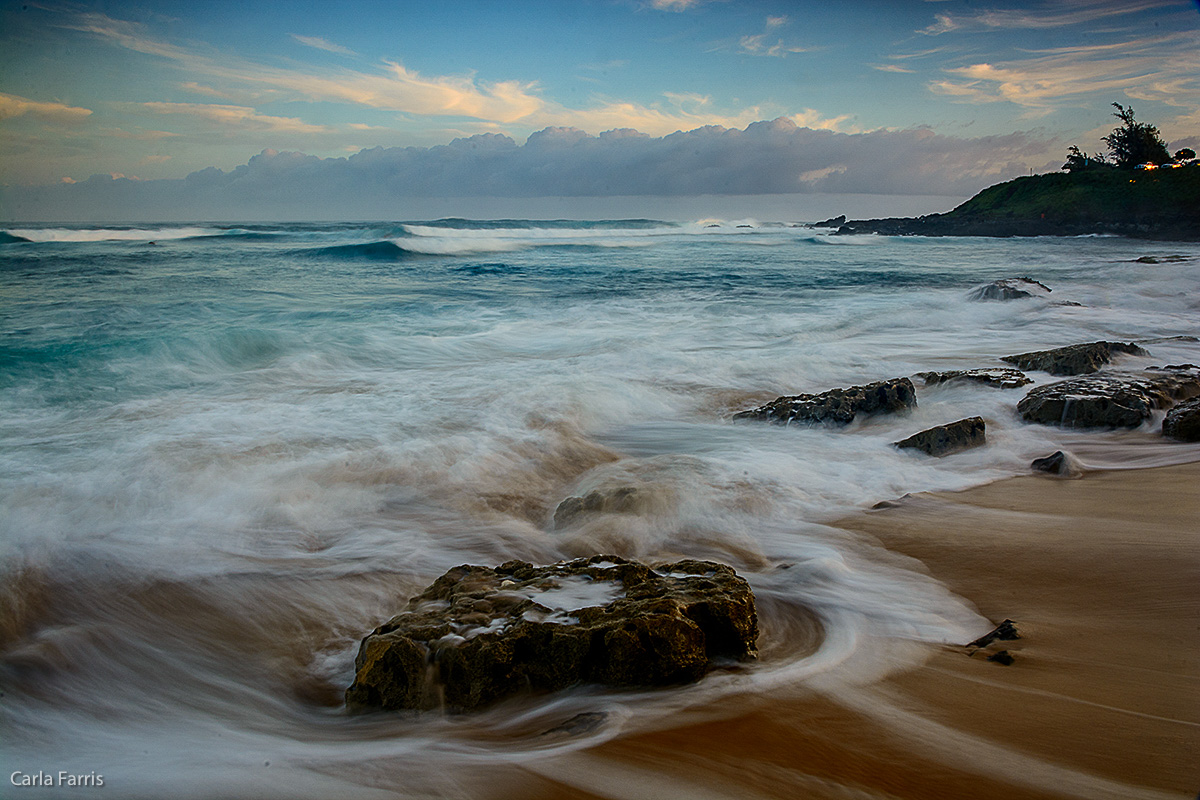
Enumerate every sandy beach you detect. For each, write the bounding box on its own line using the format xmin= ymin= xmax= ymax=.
xmin=506 ymin=461 xmax=1200 ymax=800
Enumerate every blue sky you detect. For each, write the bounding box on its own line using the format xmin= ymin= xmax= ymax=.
xmin=1 ymin=0 xmax=1198 ymax=218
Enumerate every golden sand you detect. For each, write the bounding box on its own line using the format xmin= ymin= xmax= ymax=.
xmin=508 ymin=462 xmax=1200 ymax=799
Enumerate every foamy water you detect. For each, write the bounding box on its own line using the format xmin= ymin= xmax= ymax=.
xmin=2 ymin=219 xmax=1199 ymax=797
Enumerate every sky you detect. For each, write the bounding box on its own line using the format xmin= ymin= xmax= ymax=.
xmin=1 ymin=0 xmax=1197 ymax=220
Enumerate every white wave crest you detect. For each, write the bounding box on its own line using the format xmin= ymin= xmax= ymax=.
xmin=7 ymin=226 xmax=216 ymax=242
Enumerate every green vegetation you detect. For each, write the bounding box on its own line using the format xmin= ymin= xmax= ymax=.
xmin=1064 ymin=103 xmax=1175 ymax=172
xmin=951 ymin=166 xmax=1200 ymax=226
xmin=842 ymin=103 xmax=1198 ymax=239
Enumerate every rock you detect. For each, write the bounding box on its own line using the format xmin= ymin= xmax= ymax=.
xmin=967 ymin=277 xmax=1052 ymax=301
xmin=915 ymin=368 xmax=1031 ymax=389
xmin=811 ymin=214 xmax=846 ymax=228
xmin=345 ymin=555 xmax=758 ymax=712
xmin=966 ymin=619 xmax=1020 ymax=649
xmin=1163 ymin=397 xmax=1200 ymax=441
xmin=1001 ymin=341 xmax=1148 ymax=376
xmin=1030 ymin=450 xmax=1081 ymax=477
xmin=1017 ymin=373 xmax=1200 ymax=428
xmin=986 ymin=650 xmax=1015 ymax=666
xmin=553 ymin=486 xmax=651 ymax=529
xmin=734 ymin=377 xmax=916 ymax=426
xmin=1133 ymin=255 xmax=1188 ymax=264
xmin=894 ymin=417 xmax=986 ymax=456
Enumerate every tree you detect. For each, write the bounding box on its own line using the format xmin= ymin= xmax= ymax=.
xmin=1062 ymin=145 xmax=1109 ymax=172
xmin=1102 ymin=103 xmax=1170 ymax=168
xmin=1175 ymin=148 xmax=1197 ymax=162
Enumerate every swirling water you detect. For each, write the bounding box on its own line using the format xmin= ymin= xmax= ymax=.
xmin=2 ymin=219 xmax=1199 ymax=797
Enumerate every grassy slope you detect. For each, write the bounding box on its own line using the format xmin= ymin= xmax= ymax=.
xmin=947 ymin=166 xmax=1200 ymax=225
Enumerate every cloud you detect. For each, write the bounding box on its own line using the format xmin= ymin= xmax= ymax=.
xmin=735 ymin=16 xmax=807 ymax=58
xmin=649 ymin=0 xmax=705 ymax=10
xmin=180 ymin=82 xmax=236 ymax=99
xmin=873 ymin=64 xmax=916 ymax=74
xmin=929 ymin=33 xmax=1200 ymax=109
xmin=3 ymin=117 xmax=1059 ymax=219
xmin=291 ymin=34 xmax=356 ymax=56
xmin=58 ymin=10 xmax=805 ymax=141
xmin=140 ymin=102 xmax=336 ymax=133
xmin=921 ymin=1 xmax=1167 ymax=35
xmin=0 ymin=92 xmax=93 ymax=122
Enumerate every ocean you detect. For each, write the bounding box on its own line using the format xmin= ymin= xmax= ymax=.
xmin=2 ymin=219 xmax=1199 ymax=798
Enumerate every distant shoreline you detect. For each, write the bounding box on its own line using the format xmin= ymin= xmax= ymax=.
xmin=831 ymin=167 xmax=1200 ymax=242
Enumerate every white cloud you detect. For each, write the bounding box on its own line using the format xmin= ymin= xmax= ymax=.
xmin=68 ymin=10 xmax=794 ymax=138
xmin=921 ymin=1 xmax=1168 ymax=35
xmin=0 ymin=92 xmax=93 ymax=123
xmin=141 ymin=102 xmax=336 ymax=133
xmin=929 ymin=33 xmax=1200 ymax=109
xmin=180 ymin=82 xmax=236 ymax=99
xmin=291 ymin=34 xmax=356 ymax=56
xmin=650 ymin=0 xmax=705 ymax=10
xmin=735 ymin=16 xmax=807 ymax=58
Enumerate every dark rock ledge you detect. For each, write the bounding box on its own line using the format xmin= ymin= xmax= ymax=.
xmin=1001 ymin=341 xmax=1147 ymax=376
xmin=1017 ymin=372 xmax=1200 ymax=428
xmin=894 ymin=417 xmax=986 ymax=457
xmin=734 ymin=377 xmax=916 ymax=426
xmin=346 ymin=555 xmax=758 ymax=712
xmin=915 ymin=368 xmax=1031 ymax=389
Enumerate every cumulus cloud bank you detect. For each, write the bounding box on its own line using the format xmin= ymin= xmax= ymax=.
xmin=2 ymin=118 xmax=1055 ymax=220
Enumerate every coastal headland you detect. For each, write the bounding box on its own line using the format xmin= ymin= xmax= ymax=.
xmin=834 ymin=167 xmax=1200 ymax=240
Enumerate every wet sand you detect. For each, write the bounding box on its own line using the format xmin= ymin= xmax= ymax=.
xmin=515 ymin=461 xmax=1200 ymax=799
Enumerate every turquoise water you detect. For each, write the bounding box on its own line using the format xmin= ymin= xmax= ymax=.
xmin=2 ymin=220 xmax=1199 ymax=797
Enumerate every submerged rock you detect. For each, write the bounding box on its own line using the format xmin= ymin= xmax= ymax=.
xmin=1001 ymin=341 xmax=1147 ymax=376
xmin=915 ymin=368 xmax=1031 ymax=389
xmin=554 ymin=486 xmax=653 ymax=529
xmin=734 ymin=377 xmax=916 ymax=426
xmin=894 ymin=417 xmax=986 ymax=456
xmin=1030 ymin=450 xmax=1081 ymax=477
xmin=967 ymin=277 xmax=1052 ymax=301
xmin=1017 ymin=373 xmax=1200 ymax=428
xmin=345 ymin=555 xmax=758 ymax=712
xmin=1163 ymin=397 xmax=1200 ymax=441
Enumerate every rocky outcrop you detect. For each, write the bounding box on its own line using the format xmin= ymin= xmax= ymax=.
xmin=345 ymin=555 xmax=758 ymax=712
xmin=1001 ymin=341 xmax=1147 ymax=376
xmin=1163 ymin=397 xmax=1200 ymax=441
xmin=734 ymin=377 xmax=916 ymax=426
xmin=967 ymin=277 xmax=1051 ymax=301
xmin=1016 ymin=373 xmax=1200 ymax=428
xmin=915 ymin=368 xmax=1031 ymax=389
xmin=894 ymin=417 xmax=986 ymax=456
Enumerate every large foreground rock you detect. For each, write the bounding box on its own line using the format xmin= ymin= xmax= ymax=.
xmin=1163 ymin=397 xmax=1200 ymax=441
xmin=894 ymin=417 xmax=986 ymax=456
xmin=346 ymin=555 xmax=758 ymax=712
xmin=1017 ymin=373 xmax=1200 ymax=428
xmin=734 ymin=377 xmax=916 ymax=426
xmin=1001 ymin=341 xmax=1147 ymax=376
